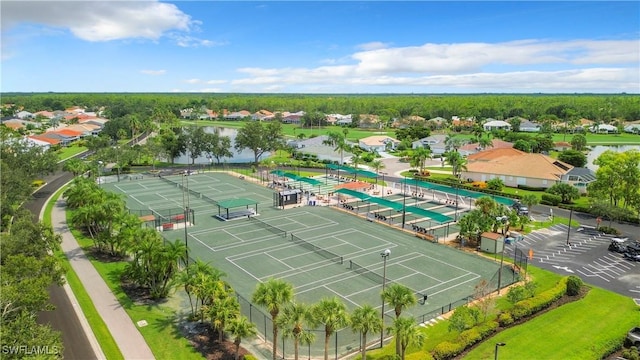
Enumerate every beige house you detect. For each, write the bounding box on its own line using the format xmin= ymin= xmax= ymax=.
xmin=358 ymin=135 xmax=399 ymax=152
xmin=461 ymin=148 xmax=574 ymax=190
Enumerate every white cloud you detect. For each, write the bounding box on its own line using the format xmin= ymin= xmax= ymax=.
xmin=356 ymin=41 xmax=391 ymax=51
xmin=168 ymin=34 xmax=227 ymax=48
xmin=206 ymin=80 xmax=227 ymax=84
xmin=140 ymin=69 xmax=166 ymax=76
xmin=2 ymin=1 xmax=194 ymax=42
xmin=224 ymin=39 xmax=639 ymax=92
xmin=184 ymin=78 xmax=202 ymax=84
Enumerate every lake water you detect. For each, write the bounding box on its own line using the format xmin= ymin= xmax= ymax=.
xmin=174 ymin=126 xmax=270 ymax=164
xmin=586 ymin=144 xmax=640 ymax=170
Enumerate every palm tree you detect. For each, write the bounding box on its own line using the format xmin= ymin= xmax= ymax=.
xmin=444 ymin=150 xmax=468 ymax=179
xmin=369 ymin=159 xmax=385 ymax=185
xmin=227 ymin=315 xmax=257 ymax=360
xmin=207 ymin=293 xmax=240 ymax=342
xmin=350 ymin=304 xmax=383 ymax=360
xmin=409 ymin=147 xmax=431 ymax=174
xmin=311 ymin=297 xmax=349 ymax=360
xmin=276 ymin=302 xmax=314 ymax=360
xmin=478 ymin=135 xmax=493 ymax=150
xmin=381 ymin=284 xmax=417 ymax=356
xmin=252 ymin=278 xmax=294 ymax=360
xmin=387 ymin=316 xmax=425 ymax=360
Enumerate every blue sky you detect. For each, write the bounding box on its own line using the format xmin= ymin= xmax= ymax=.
xmin=2 ymin=1 xmax=639 ymax=93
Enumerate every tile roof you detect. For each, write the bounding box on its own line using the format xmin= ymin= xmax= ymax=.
xmin=28 ymin=135 xmax=60 ymax=145
xmin=359 ymin=135 xmax=398 ymax=146
xmin=465 ymin=148 xmax=573 ymax=181
xmin=53 ymin=129 xmax=83 ymax=137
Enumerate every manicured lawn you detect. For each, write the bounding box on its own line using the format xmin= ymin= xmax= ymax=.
xmin=465 ymin=286 xmax=639 ymax=359
xmin=552 ymin=132 xmax=640 ymax=145
xmin=56 ymin=145 xmax=87 ymax=161
xmin=65 ymin=211 xmax=203 ymax=359
xmin=43 ymin=186 xmax=124 ymax=360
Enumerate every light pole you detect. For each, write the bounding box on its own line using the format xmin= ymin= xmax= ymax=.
xmin=401 ymin=178 xmax=407 ymax=229
xmin=566 ymin=207 xmax=573 ymax=246
xmin=380 ymin=249 xmax=390 ymax=347
xmin=182 ymin=173 xmax=190 ymax=266
xmin=494 ymin=342 xmax=506 ymax=360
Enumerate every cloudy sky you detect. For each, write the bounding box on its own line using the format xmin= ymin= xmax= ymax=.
xmin=1 ymin=1 xmax=639 ymax=93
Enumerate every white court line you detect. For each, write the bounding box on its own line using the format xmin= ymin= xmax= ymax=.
xmin=264 ymin=252 xmax=294 ymax=271
xmin=428 ymin=274 xmax=481 ymax=297
xmin=129 ymin=195 xmax=146 ymax=206
xmin=225 ymin=258 xmax=263 ymax=282
xmin=322 ymin=286 xmax=361 ymax=307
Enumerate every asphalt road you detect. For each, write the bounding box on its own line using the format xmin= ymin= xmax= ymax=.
xmin=25 ymin=171 xmax=98 ymax=360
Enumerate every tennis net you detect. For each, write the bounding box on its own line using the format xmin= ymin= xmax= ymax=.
xmin=348 ymin=260 xmax=428 ymax=302
xmin=250 ymin=217 xmax=287 ymax=238
xmin=291 ymin=234 xmax=343 ymax=265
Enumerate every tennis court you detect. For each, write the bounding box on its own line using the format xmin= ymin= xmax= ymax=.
xmin=102 ymin=171 xmax=514 ymax=358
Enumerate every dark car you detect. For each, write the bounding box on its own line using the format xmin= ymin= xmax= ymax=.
xmin=623 ymin=252 xmax=640 ymax=262
xmin=511 ymin=202 xmax=529 ymax=216
xmin=608 ymin=241 xmax=627 ymax=253
xmin=626 ymin=241 xmax=640 ymax=255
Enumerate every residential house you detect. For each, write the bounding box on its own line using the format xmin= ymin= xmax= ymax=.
xmin=518 ymin=120 xmax=541 ymax=132
xmin=67 ymin=123 xmax=102 ymax=137
xmin=427 ymin=117 xmax=447 ymax=129
xmin=461 ymin=148 xmax=575 ymax=190
xmin=411 ymin=134 xmax=447 ymax=154
xmin=325 ymin=114 xmax=352 ymax=126
xmin=358 ymin=135 xmax=399 ymax=152
xmin=41 ymin=129 xmax=83 ymax=146
xmin=482 ymin=119 xmax=512 ymax=132
xmin=281 ymin=111 xmax=304 ymax=124
xmin=451 ymin=116 xmax=474 ymax=130
xmin=290 ymin=135 xmax=354 ymax=164
xmin=251 ymin=110 xmax=275 ymax=121
xmin=624 ymin=124 xmax=640 ymax=134
xmin=16 ymin=111 xmax=34 ymax=119
xmin=393 ymin=115 xmax=425 ymax=129
xmin=560 ymin=167 xmax=596 ymax=194
xmin=34 ymin=111 xmax=55 ymax=119
xmin=358 ymin=114 xmax=382 ymax=129
xmin=27 ymin=135 xmax=61 ymax=149
xmin=2 ymin=119 xmax=25 ymax=131
xmin=224 ymin=110 xmax=251 ymax=120
xmin=457 ymin=139 xmax=513 ymax=156
xmin=80 ymin=118 xmax=109 ymax=128
xmin=553 ymin=142 xmax=572 ymax=152
xmin=590 ymin=124 xmax=618 ymax=134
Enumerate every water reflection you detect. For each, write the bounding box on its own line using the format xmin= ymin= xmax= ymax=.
xmin=586 ymin=144 xmax=640 ymax=170
xmin=174 ymin=126 xmax=270 ymax=164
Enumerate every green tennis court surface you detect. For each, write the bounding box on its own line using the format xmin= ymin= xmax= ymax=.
xmin=103 ymin=171 xmax=515 ymax=358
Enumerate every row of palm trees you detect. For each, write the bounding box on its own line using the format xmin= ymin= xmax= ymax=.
xmin=252 ymin=278 xmax=425 ymax=360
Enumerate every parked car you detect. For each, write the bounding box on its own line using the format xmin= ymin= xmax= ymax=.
xmin=623 ymin=252 xmax=640 ymax=262
xmin=608 ymin=240 xmax=627 ymax=253
xmin=626 ymin=241 xmax=640 ymax=255
xmin=627 ymin=327 xmax=640 ymax=347
xmin=511 ymin=202 xmax=529 ymax=216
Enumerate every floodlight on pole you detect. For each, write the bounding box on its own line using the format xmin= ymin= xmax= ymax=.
xmin=380 ymin=249 xmax=390 ymax=348
xmin=494 ymin=342 xmax=506 ymax=360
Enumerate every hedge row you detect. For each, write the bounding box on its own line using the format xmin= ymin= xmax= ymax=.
xmin=432 ymin=321 xmax=499 ymax=360
xmin=500 ymin=277 xmax=568 ymax=325
xmin=432 ymin=277 xmax=569 ymax=360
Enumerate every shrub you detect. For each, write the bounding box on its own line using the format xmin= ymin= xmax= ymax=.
xmin=566 ymin=275 xmax=583 ymax=296
xmin=432 ymin=341 xmax=465 ymax=360
xmin=541 ymin=193 xmax=562 ymax=206
xmin=497 ymin=312 xmax=514 ymax=326
xmin=508 ymin=277 xmax=568 ymax=321
xmin=598 ymin=226 xmax=621 ymax=235
xmin=506 ymin=285 xmax=527 ymax=304
xmin=486 ymin=178 xmax=504 ymax=191
xmin=244 ymin=356 xmax=258 ymax=360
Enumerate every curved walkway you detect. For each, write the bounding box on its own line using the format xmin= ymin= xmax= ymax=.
xmin=52 ymin=198 xmax=155 ymax=360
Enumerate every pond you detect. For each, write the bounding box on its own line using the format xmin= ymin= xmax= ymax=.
xmin=174 ymin=126 xmax=270 ymax=164
xmin=586 ymin=144 xmax=640 ymax=170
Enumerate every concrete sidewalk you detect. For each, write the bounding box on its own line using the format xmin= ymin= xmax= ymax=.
xmin=52 ymin=199 xmax=155 ymax=360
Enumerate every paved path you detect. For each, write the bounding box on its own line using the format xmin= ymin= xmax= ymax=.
xmin=52 ymin=198 xmax=155 ymax=360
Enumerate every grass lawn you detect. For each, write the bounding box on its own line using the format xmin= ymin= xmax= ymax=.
xmin=465 ymin=286 xmax=640 ymax=359
xmin=552 ymin=132 xmax=640 ymax=145
xmin=43 ymin=186 xmax=124 ymax=360
xmin=65 ymin=211 xmax=203 ymax=359
xmin=56 ymin=145 xmax=87 ymax=161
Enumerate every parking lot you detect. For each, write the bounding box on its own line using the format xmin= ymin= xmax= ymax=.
xmin=504 ymin=223 xmax=640 ymax=304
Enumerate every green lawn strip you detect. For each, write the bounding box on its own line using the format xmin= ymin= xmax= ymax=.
xmin=364 ymin=267 xmax=565 ymax=359
xmin=56 ymin=145 xmax=87 ymax=161
xmin=465 ymin=287 xmax=640 ymax=359
xmin=65 ymin=210 xmax=203 ymax=360
xmin=43 ymin=186 xmax=124 ymax=360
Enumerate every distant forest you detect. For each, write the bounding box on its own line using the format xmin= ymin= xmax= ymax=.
xmin=2 ymin=93 xmax=639 ymax=122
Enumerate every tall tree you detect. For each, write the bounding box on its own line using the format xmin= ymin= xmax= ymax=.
xmin=227 ymin=315 xmax=257 ymax=360
xmin=311 ymin=297 xmax=350 ymax=360
xmin=381 ymin=283 xmax=417 ymax=356
xmin=277 ymin=302 xmax=314 ymax=360
xmin=235 ymin=121 xmax=284 ymax=165
xmin=252 ymin=278 xmax=294 ymax=360
xmin=444 ymin=150 xmax=468 ymax=179
xmin=387 ymin=316 xmax=425 ymax=360
xmin=350 ymin=304 xmax=383 ymax=360
xmin=409 ymin=147 xmax=431 ymax=174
